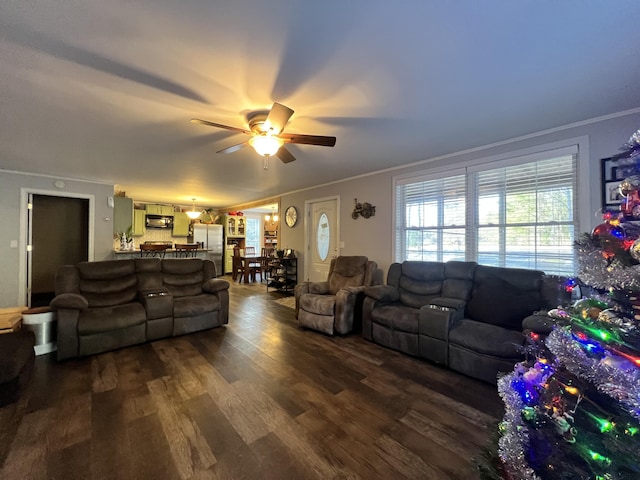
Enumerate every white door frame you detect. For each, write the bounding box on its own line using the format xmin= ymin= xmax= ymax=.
xmin=19 ymin=188 xmax=95 ymax=306
xmin=303 ymin=195 xmax=340 ymax=281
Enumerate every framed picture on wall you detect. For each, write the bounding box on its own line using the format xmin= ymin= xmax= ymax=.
xmin=601 ymin=157 xmax=626 ymax=208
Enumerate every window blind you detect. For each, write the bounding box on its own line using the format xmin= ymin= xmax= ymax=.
xmin=472 ymin=153 xmax=576 ymax=274
xmin=394 ymin=146 xmax=578 ymax=275
xmin=395 ymin=173 xmax=466 ymax=262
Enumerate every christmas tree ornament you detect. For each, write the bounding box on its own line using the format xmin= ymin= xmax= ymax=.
xmin=629 ymin=237 xmax=640 ymax=261
xmin=618 ymin=176 xmax=640 ymax=196
xmin=573 ymin=298 xmax=608 ymax=320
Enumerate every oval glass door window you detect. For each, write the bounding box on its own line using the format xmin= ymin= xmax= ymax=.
xmin=316 ymin=213 xmax=330 ymax=261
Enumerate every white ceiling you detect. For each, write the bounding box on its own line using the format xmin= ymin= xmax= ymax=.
xmin=1 ymin=1 xmax=639 ymax=210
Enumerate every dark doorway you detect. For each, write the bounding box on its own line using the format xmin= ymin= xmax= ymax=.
xmin=30 ymin=195 xmax=89 ymax=307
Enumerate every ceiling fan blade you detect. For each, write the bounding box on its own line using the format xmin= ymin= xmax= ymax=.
xmin=276 ymin=146 xmax=296 ymax=164
xmin=263 ymin=103 xmax=294 ymax=135
xmin=217 ymin=142 xmax=250 ymax=154
xmin=190 ymin=118 xmax=252 ymax=135
xmin=279 ymin=133 xmax=336 ymax=147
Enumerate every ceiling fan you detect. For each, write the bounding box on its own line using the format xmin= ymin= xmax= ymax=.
xmin=190 ymin=102 xmax=336 ymax=169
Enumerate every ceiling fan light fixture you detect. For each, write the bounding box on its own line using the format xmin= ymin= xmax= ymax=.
xmin=186 ymin=198 xmax=202 ymax=219
xmin=251 ymin=135 xmax=283 ymax=157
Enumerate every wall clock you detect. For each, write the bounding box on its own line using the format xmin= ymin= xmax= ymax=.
xmin=285 ymin=206 xmax=298 ymax=227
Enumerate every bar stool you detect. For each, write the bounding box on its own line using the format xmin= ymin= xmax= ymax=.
xmin=140 ymin=244 xmax=168 ymax=257
xmin=174 ymin=244 xmax=198 ymax=258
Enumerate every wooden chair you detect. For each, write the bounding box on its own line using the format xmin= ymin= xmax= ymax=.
xmin=261 ymin=247 xmax=275 ymax=281
xmin=174 ymin=244 xmax=198 ymax=258
xmin=140 ymin=244 xmax=168 ymax=258
xmin=233 ymin=246 xmax=261 ymax=282
xmin=232 ymin=247 xmax=244 ymax=281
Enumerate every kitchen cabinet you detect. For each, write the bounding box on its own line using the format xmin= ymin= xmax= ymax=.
xmin=132 ymin=209 xmax=145 ymax=236
xmin=145 ymin=204 xmax=174 ymax=216
xmin=224 ymin=215 xmax=245 ymax=237
xmin=113 ymin=196 xmax=133 ymax=236
xmin=173 ymin=212 xmax=190 ymax=237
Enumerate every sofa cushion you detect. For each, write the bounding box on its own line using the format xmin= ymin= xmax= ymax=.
xmin=328 ymin=256 xmax=369 ymax=295
xmin=466 ymin=276 xmax=541 ymax=330
xmin=448 ymin=319 xmax=525 ymax=358
xmin=78 ymin=303 xmax=147 ymax=335
xmin=397 ymin=262 xmax=444 ymax=308
xmin=371 ymin=304 xmax=419 ymax=334
xmin=162 ymin=259 xmax=206 ymax=297
xmin=173 ymin=294 xmax=220 ymax=318
xmin=77 ymin=260 xmax=138 ymax=308
xmin=299 ymin=294 xmax=336 ymax=316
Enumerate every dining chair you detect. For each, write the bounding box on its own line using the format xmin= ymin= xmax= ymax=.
xmin=260 ymin=247 xmax=275 ymax=281
xmin=244 ymin=246 xmax=262 ymax=282
xmin=232 ymin=247 xmax=246 ymax=281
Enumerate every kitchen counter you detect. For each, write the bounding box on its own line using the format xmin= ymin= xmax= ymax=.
xmin=113 ymin=249 xmax=211 ymax=259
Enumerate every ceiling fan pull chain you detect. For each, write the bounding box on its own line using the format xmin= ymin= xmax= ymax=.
xmin=264 ymin=156 xmax=269 ymax=170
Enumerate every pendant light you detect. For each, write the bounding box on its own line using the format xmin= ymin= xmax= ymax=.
xmin=265 ymin=207 xmax=278 ymax=222
xmin=186 ymin=198 xmax=202 ymax=219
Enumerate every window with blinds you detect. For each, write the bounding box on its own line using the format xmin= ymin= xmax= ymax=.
xmin=395 ymin=173 xmax=467 ymax=262
xmin=394 ymin=146 xmax=578 ymax=275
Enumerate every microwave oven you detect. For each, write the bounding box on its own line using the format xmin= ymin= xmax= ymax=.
xmin=146 ymin=215 xmax=174 ymax=229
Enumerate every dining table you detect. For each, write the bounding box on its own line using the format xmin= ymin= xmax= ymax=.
xmin=233 ymin=255 xmax=264 ymax=283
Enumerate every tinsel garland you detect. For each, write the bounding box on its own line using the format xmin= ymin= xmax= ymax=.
xmin=545 ymin=328 xmax=640 ymax=420
xmin=497 ymin=373 xmax=541 ymax=480
xmin=575 ymin=237 xmax=640 ymax=291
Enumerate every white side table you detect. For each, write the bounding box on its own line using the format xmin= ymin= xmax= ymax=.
xmin=22 ymin=307 xmax=57 ymax=355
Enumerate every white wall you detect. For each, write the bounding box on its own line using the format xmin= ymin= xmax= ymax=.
xmin=0 ymin=171 xmax=114 ymax=307
xmin=281 ymin=111 xmax=640 ymax=280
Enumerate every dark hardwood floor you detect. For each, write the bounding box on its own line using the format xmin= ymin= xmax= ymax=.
xmin=0 ymin=278 xmax=503 ymax=479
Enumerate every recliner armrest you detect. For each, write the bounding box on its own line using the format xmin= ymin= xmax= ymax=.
xmin=203 ymin=278 xmax=230 ymax=294
xmin=50 ymin=293 xmax=88 ymax=311
xmin=522 ymin=313 xmax=554 ymax=335
xmin=363 ymin=285 xmax=399 ymax=302
xmin=344 ymin=285 xmax=366 ymax=294
xmin=308 ymin=281 xmax=330 ymax=295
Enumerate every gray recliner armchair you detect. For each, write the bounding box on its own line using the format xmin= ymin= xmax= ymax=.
xmin=294 ymin=256 xmax=377 ymax=335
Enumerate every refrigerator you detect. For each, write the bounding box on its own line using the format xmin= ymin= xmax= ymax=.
xmin=192 ymin=224 xmax=223 ymax=276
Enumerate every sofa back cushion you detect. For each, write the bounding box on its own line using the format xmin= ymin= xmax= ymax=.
xmin=162 ymin=259 xmax=206 ymax=298
xmin=466 ymin=265 xmax=543 ymax=330
xmin=442 ymin=261 xmax=477 ymax=300
xmin=135 ymin=258 xmax=163 ymax=291
xmin=326 ymin=256 xmax=369 ymax=294
xmin=391 ymin=262 xmax=445 ymax=309
xmin=77 ymin=260 xmax=138 ymax=308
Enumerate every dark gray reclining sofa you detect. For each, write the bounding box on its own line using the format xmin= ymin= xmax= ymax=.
xmin=50 ymin=258 xmax=229 ymax=360
xmin=362 ymin=261 xmax=568 ymax=383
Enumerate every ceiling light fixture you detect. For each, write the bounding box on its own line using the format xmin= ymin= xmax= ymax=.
xmin=186 ymin=198 xmax=202 ymax=219
xmin=265 ymin=207 xmax=279 ymax=222
xmin=250 ymin=134 xmax=284 ymax=170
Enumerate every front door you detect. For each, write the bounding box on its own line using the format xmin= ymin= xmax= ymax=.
xmin=305 ymin=197 xmax=339 ymax=282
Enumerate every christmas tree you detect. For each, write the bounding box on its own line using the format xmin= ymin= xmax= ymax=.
xmin=489 ymin=130 xmax=640 ymax=479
